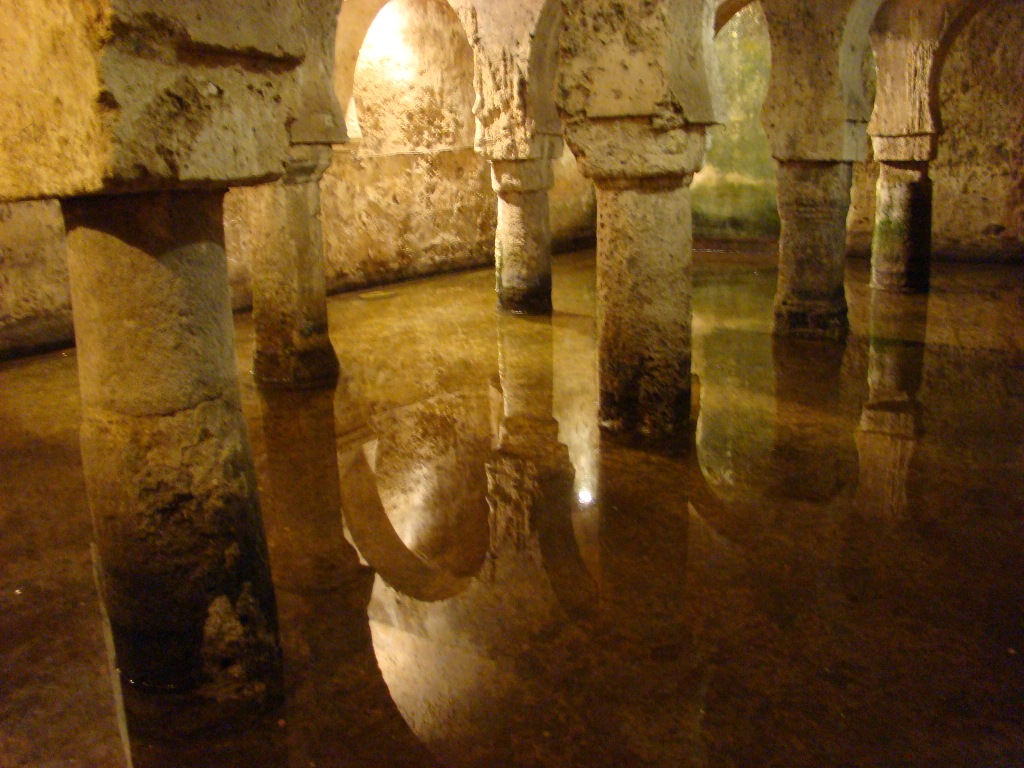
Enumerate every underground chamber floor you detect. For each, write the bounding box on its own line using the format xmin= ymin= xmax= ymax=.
xmin=2 ymin=245 xmax=1023 ymax=767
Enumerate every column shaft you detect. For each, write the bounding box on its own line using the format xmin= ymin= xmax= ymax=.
xmin=251 ymin=145 xmax=339 ymax=388
xmin=492 ymin=159 xmax=555 ymax=315
xmin=594 ymin=176 xmax=693 ymax=437
xmin=871 ymin=160 xmax=932 ymax=293
xmin=495 ymin=189 xmax=553 ymax=314
xmin=63 ymin=191 xmax=281 ymax=703
xmin=774 ymin=161 xmax=852 ymax=339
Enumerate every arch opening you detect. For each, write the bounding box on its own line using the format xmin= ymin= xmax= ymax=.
xmin=348 ymin=0 xmax=476 ymax=154
xmin=692 ymin=1 xmax=779 ymax=241
xmin=320 ymin=0 xmax=496 ymax=292
xmin=847 ymin=0 xmax=1024 ymax=261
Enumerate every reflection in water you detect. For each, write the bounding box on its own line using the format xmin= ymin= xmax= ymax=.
xmin=693 ymin=271 xmax=778 ymax=504
xmin=338 ymin=399 xmax=479 ymax=602
xmin=855 ymin=290 xmax=928 ymax=520
xmin=364 ymin=313 xmax=724 ymax=767
xmin=262 ymin=385 xmax=439 ymax=768
xmin=260 ymin=388 xmax=361 ymax=591
xmin=123 ymin=386 xmax=439 ymax=767
xmin=6 ymin=250 xmax=1024 ymax=767
xmin=552 ymin=312 xmax=603 ymax=586
xmin=769 ymin=336 xmax=858 ymax=502
xmin=366 ymin=314 xmax=605 ymax=765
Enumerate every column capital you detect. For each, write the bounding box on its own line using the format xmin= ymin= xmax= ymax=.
xmin=564 ymin=118 xmax=707 ymax=184
xmin=281 ymin=143 xmax=333 ymax=185
xmin=871 ymin=134 xmax=939 ymax=163
xmin=289 ymin=112 xmax=347 ymax=146
xmin=491 ymin=157 xmax=555 ymax=194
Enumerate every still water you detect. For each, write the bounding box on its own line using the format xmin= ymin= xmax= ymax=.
xmin=2 ymin=246 xmax=1023 ymax=767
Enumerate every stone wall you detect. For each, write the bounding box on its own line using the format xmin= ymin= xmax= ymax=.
xmin=321 ymin=145 xmax=496 ymax=292
xmin=320 ymin=0 xmax=492 ymax=289
xmin=930 ymin=0 xmax=1024 ymax=259
xmin=550 ymin=150 xmax=597 ymax=251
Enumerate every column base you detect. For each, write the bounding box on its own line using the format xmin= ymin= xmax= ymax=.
xmin=253 ymin=341 xmax=340 ymax=391
xmin=773 ymin=296 xmax=850 ymax=340
xmin=497 ymin=280 xmax=553 ymax=316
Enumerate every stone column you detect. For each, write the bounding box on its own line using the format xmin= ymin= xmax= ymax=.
xmin=565 ymin=122 xmax=706 ymax=438
xmin=63 ymin=192 xmax=282 ymax=706
xmin=870 ymin=136 xmax=937 ymax=293
xmin=773 ymin=160 xmax=853 ymax=340
xmin=251 ymin=145 xmax=339 ymax=389
xmin=491 ymin=158 xmax=555 ymax=315
xmin=595 ymin=176 xmax=694 ymax=435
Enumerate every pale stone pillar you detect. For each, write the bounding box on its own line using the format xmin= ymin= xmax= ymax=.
xmin=491 ymin=159 xmax=555 ymax=315
xmin=251 ymin=145 xmax=339 ymax=389
xmin=63 ymin=192 xmax=281 ymax=705
xmin=595 ymin=176 xmax=694 ymax=435
xmin=563 ymin=122 xmax=706 ymax=437
xmin=773 ymin=160 xmax=853 ymax=340
xmin=870 ymin=136 xmax=937 ymax=293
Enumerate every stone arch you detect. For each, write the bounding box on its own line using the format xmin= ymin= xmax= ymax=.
xmin=931 ymin=0 xmax=994 ymax=95
xmin=840 ymin=0 xmax=887 ymax=135
xmin=696 ymin=1 xmax=779 ymax=238
xmin=333 ymin=0 xmax=476 ymax=138
xmin=715 ymin=0 xmax=757 ymax=33
xmin=319 ymin=0 xmax=495 ymax=293
xmin=868 ymin=0 xmax=993 ymax=144
xmin=467 ymin=0 xmax=566 ymax=161
xmin=759 ymin=0 xmax=885 ymax=162
xmin=344 ymin=0 xmax=476 ymax=153
xmin=526 ymin=0 xmax=563 ymax=148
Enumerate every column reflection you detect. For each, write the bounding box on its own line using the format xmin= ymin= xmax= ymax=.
xmin=365 ymin=314 xmax=600 ymax=766
xmin=259 ymin=385 xmax=439 ymax=768
xmin=855 ymin=290 xmax=928 ymax=520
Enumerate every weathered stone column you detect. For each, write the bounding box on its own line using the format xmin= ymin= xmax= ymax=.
xmin=773 ymin=160 xmax=853 ymax=340
xmin=555 ymin=0 xmax=721 ymax=437
xmin=63 ymin=192 xmax=282 ymax=705
xmin=870 ymin=136 xmax=936 ymax=293
xmin=492 ymin=158 xmax=555 ymax=315
xmin=251 ymin=145 xmax=339 ymax=388
xmin=566 ymin=123 xmax=705 ymax=436
xmin=246 ymin=0 xmax=346 ymax=389
xmin=595 ymin=174 xmax=694 ymax=435
xmin=871 ymin=161 xmax=932 ymax=292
